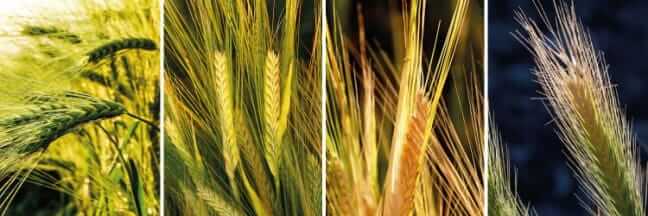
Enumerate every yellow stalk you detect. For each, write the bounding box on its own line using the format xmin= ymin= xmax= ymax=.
xmin=240 ymin=167 xmax=270 ymax=216
xmin=277 ymin=61 xmax=294 ymax=139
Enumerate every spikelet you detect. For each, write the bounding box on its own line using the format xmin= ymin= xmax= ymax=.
xmin=236 ymin=110 xmax=273 ymax=213
xmin=488 ymin=126 xmax=533 ymax=216
xmin=304 ymin=153 xmax=322 ymax=214
xmin=382 ymin=92 xmax=431 ymax=216
xmin=196 ymin=185 xmax=244 ymax=216
xmin=263 ymin=51 xmax=281 ymax=179
xmin=326 ymin=154 xmax=355 ymax=216
xmin=515 ymin=2 xmax=644 ymax=215
xmin=212 ymin=51 xmax=240 ymax=187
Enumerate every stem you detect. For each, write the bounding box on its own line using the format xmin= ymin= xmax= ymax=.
xmin=126 ymin=112 xmax=160 ymax=131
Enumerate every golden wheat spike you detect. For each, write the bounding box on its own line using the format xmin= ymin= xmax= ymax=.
xmin=382 ymin=92 xmax=431 ymax=216
xmin=389 ymin=0 xmax=469 ymax=190
xmin=212 ymin=51 xmax=240 ymax=190
xmin=263 ymin=51 xmax=282 ymax=179
xmin=515 ymin=1 xmax=644 ymax=215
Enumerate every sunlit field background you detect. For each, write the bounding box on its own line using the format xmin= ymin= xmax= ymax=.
xmin=0 ymin=1 xmax=78 ymax=54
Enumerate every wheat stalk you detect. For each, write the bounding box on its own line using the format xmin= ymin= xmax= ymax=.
xmin=515 ymin=1 xmax=645 ymax=215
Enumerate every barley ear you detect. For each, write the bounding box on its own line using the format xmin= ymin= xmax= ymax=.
xmin=236 ymin=110 xmax=273 ymax=213
xmin=263 ymin=51 xmax=281 ymax=179
xmin=326 ymin=153 xmax=355 ymax=216
xmin=488 ymin=125 xmax=533 ymax=216
xmin=381 ymin=92 xmax=431 ymax=216
xmin=516 ymin=2 xmax=645 ymax=215
xmin=212 ymin=51 xmax=240 ymax=190
xmin=1 ymin=92 xmax=125 ymax=155
xmin=196 ymin=185 xmax=244 ymax=216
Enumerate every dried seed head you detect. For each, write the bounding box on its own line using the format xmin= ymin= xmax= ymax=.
xmin=382 ymin=91 xmax=431 ymax=216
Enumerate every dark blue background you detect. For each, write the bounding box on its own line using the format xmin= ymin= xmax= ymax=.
xmin=490 ymin=0 xmax=648 ymax=215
